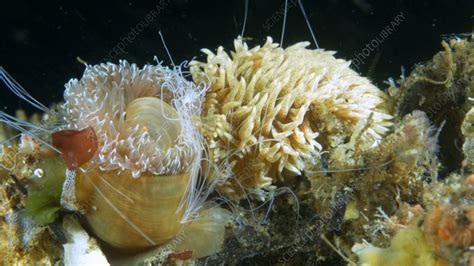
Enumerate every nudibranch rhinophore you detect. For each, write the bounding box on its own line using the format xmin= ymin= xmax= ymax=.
xmin=190 ymin=37 xmax=393 ymax=200
xmin=59 ymin=61 xmax=229 ymax=256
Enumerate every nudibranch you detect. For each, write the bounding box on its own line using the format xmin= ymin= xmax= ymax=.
xmin=57 ymin=61 xmax=229 ymax=255
xmin=190 ymin=37 xmax=393 ymax=200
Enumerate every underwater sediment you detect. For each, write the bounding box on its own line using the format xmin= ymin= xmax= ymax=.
xmin=0 ymin=35 xmax=473 ymax=265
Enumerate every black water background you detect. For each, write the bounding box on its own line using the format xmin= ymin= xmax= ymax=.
xmin=0 ymin=0 xmax=472 ymax=115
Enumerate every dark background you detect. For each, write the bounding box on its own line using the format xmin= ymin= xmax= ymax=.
xmin=0 ymin=0 xmax=472 ymax=115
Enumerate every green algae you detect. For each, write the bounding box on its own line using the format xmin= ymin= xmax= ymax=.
xmin=25 ymin=158 xmax=66 ymax=226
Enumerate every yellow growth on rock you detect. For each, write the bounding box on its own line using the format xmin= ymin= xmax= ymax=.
xmin=191 ymin=37 xmax=392 ymax=199
xmin=352 ymin=227 xmax=448 ymax=266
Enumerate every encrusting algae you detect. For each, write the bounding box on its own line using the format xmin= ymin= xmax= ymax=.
xmin=351 ymin=35 xmax=474 ymax=266
xmin=390 ymin=37 xmax=474 ymax=173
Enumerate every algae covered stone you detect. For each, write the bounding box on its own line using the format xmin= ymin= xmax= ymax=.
xmin=25 ymin=158 xmax=66 ymax=226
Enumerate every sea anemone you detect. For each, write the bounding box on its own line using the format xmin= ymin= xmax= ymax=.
xmin=22 ymin=60 xmax=230 ymax=256
xmin=190 ymin=37 xmax=393 ymax=200
xmin=64 ymin=60 xmax=201 ymax=178
xmin=0 ymin=56 xmax=231 ymax=262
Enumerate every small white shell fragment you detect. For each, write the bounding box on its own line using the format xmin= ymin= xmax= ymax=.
xmin=63 ymin=215 xmax=109 ymax=266
xmin=33 ymin=168 xmax=44 ymax=178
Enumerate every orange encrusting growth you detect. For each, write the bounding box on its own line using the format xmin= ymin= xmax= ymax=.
xmin=424 ymin=205 xmax=474 ymax=255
